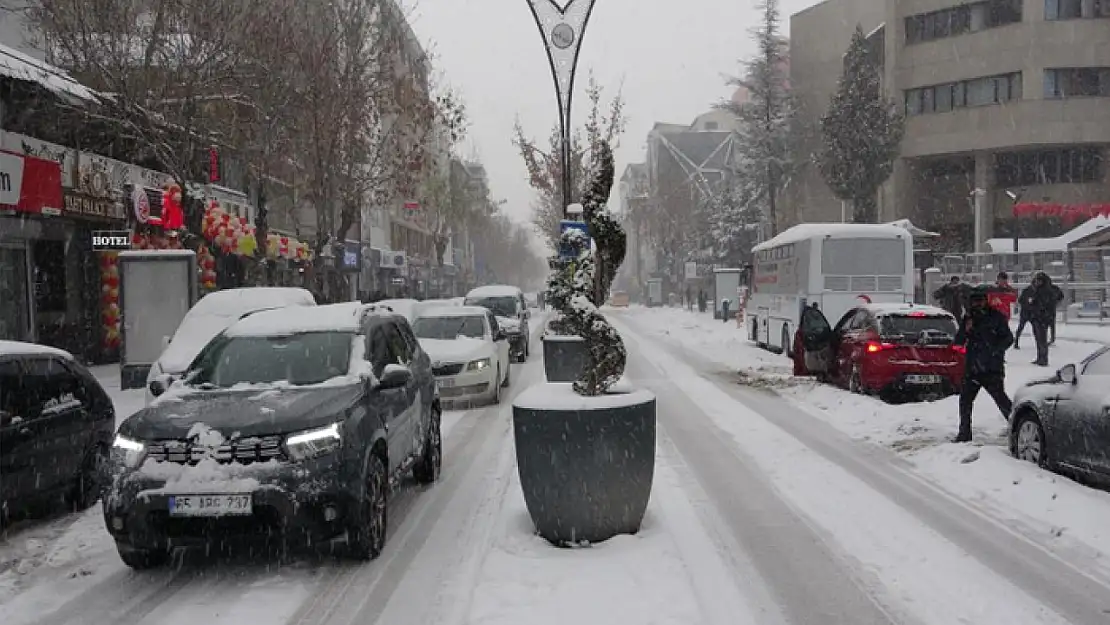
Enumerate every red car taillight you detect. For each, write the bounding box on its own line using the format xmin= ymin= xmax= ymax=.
xmin=865 ymin=341 xmax=894 ymax=353
xmin=952 ymin=345 xmax=966 ymax=355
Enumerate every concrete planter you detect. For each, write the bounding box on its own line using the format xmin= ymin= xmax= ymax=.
xmin=541 ymin=335 xmax=587 ymax=382
xmin=511 ymin=381 xmax=656 ymax=545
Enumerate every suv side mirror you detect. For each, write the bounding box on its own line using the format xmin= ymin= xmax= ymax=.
xmin=377 ymin=364 xmax=412 ymax=390
xmin=148 ymin=374 xmax=174 ymax=397
xmin=1058 ymin=363 xmax=1077 ymax=385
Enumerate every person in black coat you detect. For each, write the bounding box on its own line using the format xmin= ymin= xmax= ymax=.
xmin=1019 ymin=272 xmax=1057 ymax=366
xmin=933 ymin=276 xmax=967 ymax=319
xmin=953 ymin=287 xmax=1014 ymax=443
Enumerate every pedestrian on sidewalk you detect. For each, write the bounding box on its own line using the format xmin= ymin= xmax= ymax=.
xmin=1020 ymin=272 xmax=1057 ymax=366
xmin=697 ymin=290 xmax=707 ymax=313
xmin=953 ymin=287 xmax=1014 ymax=443
xmin=721 ymin=298 xmax=731 ymax=323
xmin=685 ymin=285 xmax=692 ymax=311
xmin=934 ymin=275 xmax=967 ymax=319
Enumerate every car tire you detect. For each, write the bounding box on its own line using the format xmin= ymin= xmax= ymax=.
xmin=502 ymin=361 xmax=511 ymax=387
xmin=492 ymin=368 xmax=502 ymax=404
xmin=1012 ymin=411 xmax=1048 ymax=468
xmin=848 ymin=364 xmax=864 ymax=394
xmin=413 ymin=409 xmax=442 ymax=484
xmin=116 ymin=543 xmax=170 ymax=570
xmin=68 ymin=444 xmax=106 ymax=511
xmin=345 ymin=453 xmax=387 ymax=560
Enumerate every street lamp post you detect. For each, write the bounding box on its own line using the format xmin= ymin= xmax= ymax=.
xmin=525 ymin=0 xmax=598 ymax=219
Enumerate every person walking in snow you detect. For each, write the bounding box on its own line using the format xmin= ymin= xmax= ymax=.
xmin=1020 ymin=272 xmax=1057 ymax=366
xmin=953 ymin=287 xmax=1014 ymax=443
xmin=934 ymin=276 xmax=967 ymax=319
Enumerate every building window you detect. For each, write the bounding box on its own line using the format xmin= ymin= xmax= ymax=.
xmin=995 ymin=148 xmax=1103 ymax=187
xmin=1044 ymin=68 xmax=1110 ymax=97
xmin=1046 ymin=0 xmax=1110 ymax=18
xmin=905 ymin=72 xmax=1021 ymax=115
xmin=906 ymin=0 xmax=1021 ymax=44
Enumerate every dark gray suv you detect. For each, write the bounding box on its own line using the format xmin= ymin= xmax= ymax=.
xmin=103 ymin=303 xmax=441 ymax=568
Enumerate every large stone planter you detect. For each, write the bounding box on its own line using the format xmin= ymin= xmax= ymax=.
xmin=511 ymin=381 xmax=657 ymax=545
xmin=541 ymin=335 xmax=587 ymax=382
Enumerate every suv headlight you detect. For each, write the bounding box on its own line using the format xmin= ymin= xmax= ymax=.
xmin=284 ymin=423 xmax=341 ymax=461
xmin=111 ymin=434 xmax=147 ymax=469
xmin=467 ymin=357 xmax=491 ymax=371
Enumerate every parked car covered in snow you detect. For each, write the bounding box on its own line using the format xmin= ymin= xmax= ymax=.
xmin=464 ymin=285 xmax=530 ymax=362
xmin=1 ymin=341 xmax=115 ymax=522
xmin=144 ymin=287 xmax=316 ymax=405
xmin=105 ymin=303 xmax=441 ymax=568
xmin=1009 ymin=345 xmax=1110 ymax=484
xmin=793 ymin=302 xmax=964 ymax=400
xmin=412 ymin=305 xmax=511 ymax=405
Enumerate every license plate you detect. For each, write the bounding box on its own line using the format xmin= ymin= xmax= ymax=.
xmin=168 ymin=494 xmax=252 ymax=517
xmin=905 ymin=374 xmax=942 ymax=384
xmin=437 ymin=377 xmax=456 ymax=388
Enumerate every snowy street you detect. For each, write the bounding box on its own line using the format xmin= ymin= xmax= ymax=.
xmin=2 ymin=310 xmax=1109 ymax=624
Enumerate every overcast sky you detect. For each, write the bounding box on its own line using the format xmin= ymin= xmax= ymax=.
xmin=407 ymin=0 xmax=819 ymax=241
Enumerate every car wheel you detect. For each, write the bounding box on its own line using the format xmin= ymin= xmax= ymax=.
xmin=345 ymin=453 xmax=387 ymax=560
xmin=848 ymin=364 xmax=864 ymax=394
xmin=413 ymin=409 xmax=442 ymax=484
xmin=492 ymin=368 xmax=502 ymax=404
xmin=501 ymin=361 xmax=511 ymax=387
xmin=1013 ymin=411 xmax=1048 ymax=468
xmin=68 ymin=444 xmax=106 ymax=511
xmin=116 ymin=543 xmax=170 ymax=570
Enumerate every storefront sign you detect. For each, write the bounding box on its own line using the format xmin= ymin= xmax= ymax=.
xmin=1 ymin=132 xmax=76 ymax=188
xmin=76 ymin=152 xmax=118 ymax=198
xmin=0 ymin=150 xmax=63 ymax=216
xmin=64 ymin=192 xmax=126 ymax=221
xmin=91 ymin=230 xmax=131 ymax=250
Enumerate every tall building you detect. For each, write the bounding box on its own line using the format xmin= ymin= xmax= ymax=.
xmin=785 ymin=0 xmax=1110 ymax=252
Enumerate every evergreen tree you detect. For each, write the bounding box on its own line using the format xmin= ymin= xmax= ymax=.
xmin=721 ymin=0 xmax=793 ymax=237
xmin=817 ymin=25 xmax=905 ymax=223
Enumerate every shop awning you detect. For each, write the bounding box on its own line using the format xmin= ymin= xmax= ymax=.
xmin=0 ymin=150 xmax=64 ymax=216
xmin=0 ymin=44 xmax=98 ymax=103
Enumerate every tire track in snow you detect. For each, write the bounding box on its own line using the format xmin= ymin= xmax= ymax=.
xmin=288 ymin=354 xmax=543 ymax=625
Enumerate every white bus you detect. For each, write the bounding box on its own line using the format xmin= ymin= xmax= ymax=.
xmin=746 ymin=223 xmax=915 ymax=355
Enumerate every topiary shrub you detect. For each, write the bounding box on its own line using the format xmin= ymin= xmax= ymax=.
xmin=544 ymin=141 xmax=627 ymax=396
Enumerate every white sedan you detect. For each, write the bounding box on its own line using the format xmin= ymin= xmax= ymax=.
xmin=411 ymin=306 xmax=511 ymax=405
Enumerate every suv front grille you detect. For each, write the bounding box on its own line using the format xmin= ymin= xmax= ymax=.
xmin=146 ymin=435 xmax=285 ymax=465
xmin=433 ymin=363 xmax=464 ymax=376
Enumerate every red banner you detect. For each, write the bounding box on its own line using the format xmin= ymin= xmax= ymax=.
xmin=0 ymin=150 xmax=63 ymax=216
xmin=1013 ymin=202 xmax=1110 ymax=224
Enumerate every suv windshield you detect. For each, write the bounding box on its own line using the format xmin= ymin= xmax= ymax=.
xmin=188 ymin=331 xmax=354 ymax=387
xmin=465 ymin=296 xmax=518 ymax=317
xmin=879 ymin=314 xmax=956 ymax=339
xmin=413 ymin=315 xmax=485 ymax=340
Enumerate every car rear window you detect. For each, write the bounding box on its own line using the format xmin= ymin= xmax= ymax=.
xmin=878 ymin=314 xmax=956 ymax=338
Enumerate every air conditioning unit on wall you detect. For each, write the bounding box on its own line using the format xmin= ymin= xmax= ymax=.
xmin=380 ymin=250 xmax=407 ymax=269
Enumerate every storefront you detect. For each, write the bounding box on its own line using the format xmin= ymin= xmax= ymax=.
xmin=0 ymin=149 xmax=64 ymax=343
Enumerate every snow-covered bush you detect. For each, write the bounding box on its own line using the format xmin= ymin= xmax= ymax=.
xmin=545 ymin=141 xmax=627 ymax=396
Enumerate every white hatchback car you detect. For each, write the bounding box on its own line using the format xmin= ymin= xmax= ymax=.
xmin=411 ymin=306 xmax=511 ymax=405
xmin=144 ymin=287 xmax=316 ymax=404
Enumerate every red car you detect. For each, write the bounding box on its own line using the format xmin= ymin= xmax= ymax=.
xmin=793 ymin=303 xmax=965 ymax=400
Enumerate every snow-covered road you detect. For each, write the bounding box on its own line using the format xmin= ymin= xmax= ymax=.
xmin=5 ymin=309 xmax=1110 ymax=624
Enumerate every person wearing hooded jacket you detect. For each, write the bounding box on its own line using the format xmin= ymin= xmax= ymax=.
xmin=953 ymin=286 xmax=1014 ymax=443
xmin=1020 ymin=272 xmax=1058 ymax=366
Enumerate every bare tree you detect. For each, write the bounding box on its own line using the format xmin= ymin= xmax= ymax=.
xmin=513 ymin=74 xmax=626 ymax=249
xmin=31 ymin=0 xmax=265 ymax=237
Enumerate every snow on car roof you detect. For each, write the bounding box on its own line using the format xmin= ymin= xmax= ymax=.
xmin=466 ymin=285 xmax=522 ymax=298
xmin=417 ymin=305 xmax=490 ymax=318
xmin=190 ymin=287 xmax=315 ymax=313
xmin=224 ymin=302 xmax=391 ymax=336
xmin=752 ymin=223 xmax=910 ymax=252
xmin=0 ymin=340 xmax=74 ymax=359
xmin=865 ymin=303 xmax=953 ymax=317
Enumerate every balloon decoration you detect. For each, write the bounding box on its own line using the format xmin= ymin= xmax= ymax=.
xmin=99 ymin=253 xmax=121 ymax=350
xmin=201 ymin=199 xmax=264 ymax=258
xmin=263 ymin=233 xmax=311 ymax=261
xmin=130 ymin=230 xmax=184 ymax=251
xmin=197 ymin=244 xmax=218 ymax=290
xmin=1013 ymin=202 xmax=1110 ymax=225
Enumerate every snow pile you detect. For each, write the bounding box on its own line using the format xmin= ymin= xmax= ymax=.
xmin=137 ymin=457 xmax=272 ymax=497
